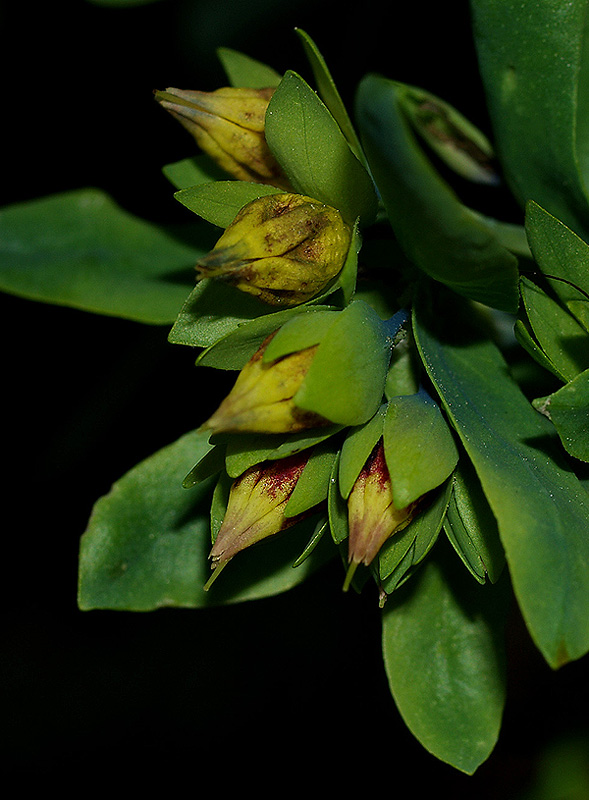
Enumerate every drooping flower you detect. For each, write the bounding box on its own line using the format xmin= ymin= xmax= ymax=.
xmin=201 ymin=332 xmax=330 ymax=435
xmin=343 ymin=438 xmax=421 ymax=591
xmin=204 ymin=450 xmax=312 ymax=590
xmin=195 ymin=192 xmax=352 ymax=306
xmin=154 ymin=86 xmax=291 ymax=188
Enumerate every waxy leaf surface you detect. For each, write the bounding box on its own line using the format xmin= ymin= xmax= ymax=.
xmin=0 ymin=189 xmax=207 ymax=324
xmin=355 ymin=74 xmax=519 ymax=313
xmin=414 ymin=291 xmax=589 ymax=667
xmin=382 ymin=548 xmax=507 ymax=773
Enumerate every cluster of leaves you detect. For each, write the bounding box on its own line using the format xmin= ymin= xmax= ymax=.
xmin=3 ymin=1 xmax=589 ymax=776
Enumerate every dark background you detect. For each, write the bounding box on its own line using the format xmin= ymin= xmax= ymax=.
xmin=2 ymin=0 xmax=588 ymax=793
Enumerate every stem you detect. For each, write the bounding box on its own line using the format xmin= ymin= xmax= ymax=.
xmin=203 ymin=559 xmax=230 ymax=592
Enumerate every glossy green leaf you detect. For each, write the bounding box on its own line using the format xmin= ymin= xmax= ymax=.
xmin=382 ymin=388 xmax=459 ymax=508
xmin=520 ymin=276 xmax=589 ymax=382
xmin=168 ymin=278 xmax=280 ymax=351
xmin=542 ymin=368 xmax=589 ymax=463
xmin=78 ymin=429 xmax=332 ymax=610
xmin=217 ymin=46 xmax=282 ymax=89
xmin=513 ymin=317 xmax=567 ymax=381
xmin=444 ymin=458 xmax=505 ymax=584
xmin=525 ymin=201 xmax=589 ymax=308
xmin=192 ymin=304 xmax=338 ymax=370
xmin=284 ymin=437 xmax=339 ymax=517
xmin=338 ymin=404 xmax=387 ymax=499
xmin=471 ymin=0 xmax=589 ymax=240
xmin=355 ymin=74 xmax=519 ymax=313
xmin=382 ymin=546 xmax=507 ymax=773
xmin=295 ymin=300 xmax=392 ymax=426
xmin=328 ymin=451 xmax=349 ymax=545
xmin=162 ymin=155 xmax=227 ymax=191
xmin=174 ymin=180 xmax=282 ymax=228
xmin=0 ymin=189 xmax=208 ymax=324
xmin=295 ymin=28 xmax=365 ymax=163
xmin=265 ymin=71 xmax=378 ymax=225
xmin=222 ymin=424 xmax=342 ymax=479
xmin=414 ymin=290 xmax=589 ymax=667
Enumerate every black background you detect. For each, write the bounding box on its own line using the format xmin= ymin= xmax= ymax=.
xmin=2 ymin=0 xmax=588 ymax=792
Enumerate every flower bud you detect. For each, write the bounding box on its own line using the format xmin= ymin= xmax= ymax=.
xmin=343 ymin=438 xmax=421 ymax=591
xmin=205 ymin=450 xmax=311 ymax=589
xmin=154 ymin=86 xmax=291 ymax=188
xmin=195 ymin=193 xmax=352 ymax=306
xmin=201 ymin=332 xmax=330 ymax=434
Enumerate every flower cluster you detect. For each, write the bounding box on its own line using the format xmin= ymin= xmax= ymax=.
xmin=154 ymin=42 xmax=497 ymax=601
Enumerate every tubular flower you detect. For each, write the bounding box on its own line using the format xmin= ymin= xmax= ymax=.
xmin=195 ymin=192 xmax=352 ymax=306
xmin=343 ymin=438 xmax=421 ymax=591
xmin=205 ymin=450 xmax=311 ymax=590
xmin=154 ymin=86 xmax=291 ymax=188
xmin=201 ymin=332 xmax=330 ymax=435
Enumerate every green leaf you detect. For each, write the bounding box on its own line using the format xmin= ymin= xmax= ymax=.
xmin=382 ymin=388 xmax=459 ymax=508
xmin=265 ymin=71 xmax=378 ymax=225
xmin=525 ymin=201 xmax=589 ymax=306
xmin=174 ymin=180 xmax=282 ymax=228
xmin=327 ymin=450 xmax=349 ymax=545
xmin=382 ymin=546 xmax=508 ymax=773
xmin=216 ymin=46 xmax=282 ymax=89
xmin=444 ymin=458 xmax=505 ymax=584
xmin=162 ymin=155 xmax=227 ymax=191
xmin=222 ymin=425 xmax=342 ymax=479
xmin=338 ymin=404 xmax=387 ymax=499
xmin=192 ymin=304 xmax=339 ymax=369
xmin=295 ymin=300 xmax=392 ymax=426
xmin=284 ymin=437 xmax=339 ymax=517
xmin=542 ymin=368 xmax=589 ymax=463
xmin=355 ymin=74 xmax=519 ymax=313
xmin=78 ymin=429 xmax=332 ymax=610
xmin=0 ymin=189 xmax=209 ymax=324
xmin=295 ymin=28 xmax=365 ymax=163
xmin=168 ymin=278 xmax=280 ymax=351
xmin=519 ymin=276 xmax=589 ymax=382
xmin=471 ymin=0 xmax=589 ymax=240
xmin=413 ymin=289 xmax=589 ymax=667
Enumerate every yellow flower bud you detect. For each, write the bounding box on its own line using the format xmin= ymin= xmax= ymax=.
xmin=343 ymin=438 xmax=421 ymax=591
xmin=195 ymin=192 xmax=352 ymax=306
xmin=201 ymin=331 xmax=330 ymax=434
xmin=205 ymin=450 xmax=311 ymax=590
xmin=154 ymin=86 xmax=291 ymax=188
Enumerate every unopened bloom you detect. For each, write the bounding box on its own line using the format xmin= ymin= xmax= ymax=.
xmin=154 ymin=86 xmax=291 ymax=188
xmin=205 ymin=450 xmax=311 ymax=589
xmin=196 ymin=193 xmax=352 ymax=306
xmin=201 ymin=331 xmax=330 ymax=434
xmin=343 ymin=438 xmax=421 ymax=591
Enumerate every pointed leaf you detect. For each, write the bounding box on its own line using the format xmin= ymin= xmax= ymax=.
xmin=0 ymin=189 xmax=208 ymax=324
xmin=295 ymin=300 xmax=392 ymax=426
xmin=217 ymin=47 xmax=282 ymax=89
xmin=414 ymin=289 xmax=589 ymax=667
xmin=543 ymin=368 xmax=589 ymax=463
xmin=382 ymin=388 xmax=459 ymax=508
xmin=355 ymin=74 xmax=519 ymax=312
xmin=265 ymin=71 xmax=378 ymax=225
xmin=472 ymin=0 xmax=589 ymax=240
